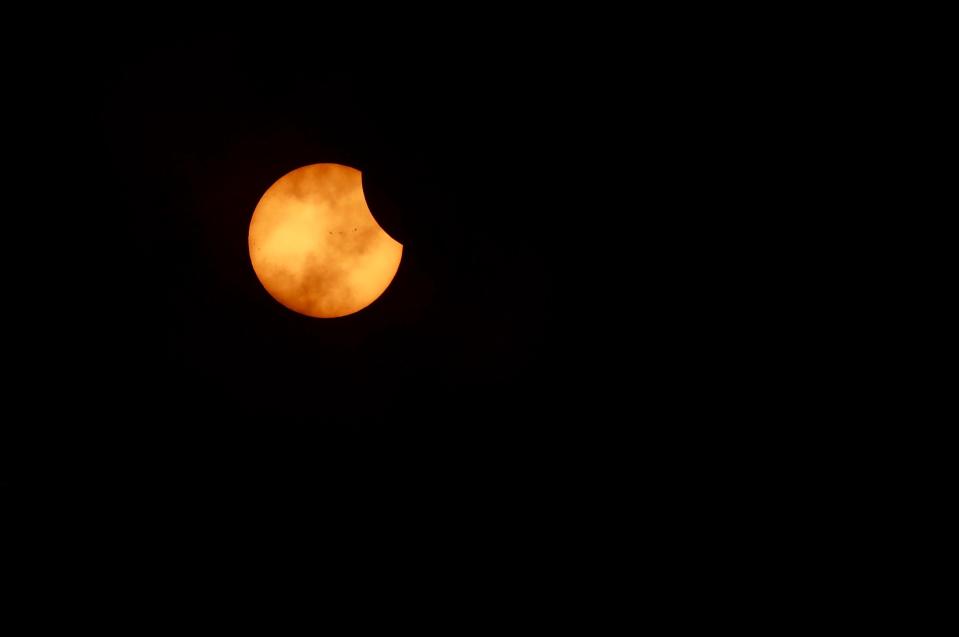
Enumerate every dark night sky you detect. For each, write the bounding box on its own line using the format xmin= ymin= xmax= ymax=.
xmin=3 ymin=16 xmax=828 ymax=595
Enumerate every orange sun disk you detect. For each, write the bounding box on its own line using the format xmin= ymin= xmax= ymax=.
xmin=248 ymin=163 xmax=403 ymax=318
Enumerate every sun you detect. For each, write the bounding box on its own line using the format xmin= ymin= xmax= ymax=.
xmin=248 ymin=163 xmax=403 ymax=318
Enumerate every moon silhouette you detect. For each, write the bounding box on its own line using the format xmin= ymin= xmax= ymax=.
xmin=248 ymin=163 xmax=403 ymax=318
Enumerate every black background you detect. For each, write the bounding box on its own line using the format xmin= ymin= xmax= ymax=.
xmin=2 ymin=14 xmax=854 ymax=608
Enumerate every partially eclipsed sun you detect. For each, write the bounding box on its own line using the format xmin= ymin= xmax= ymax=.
xmin=249 ymin=163 xmax=403 ymax=318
